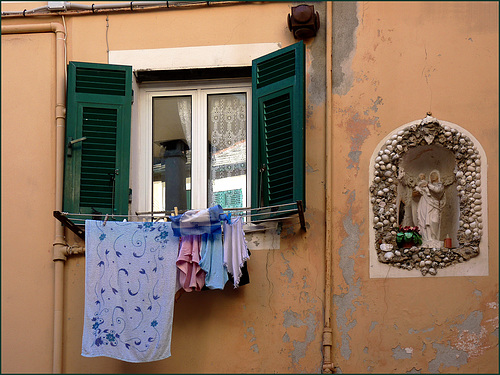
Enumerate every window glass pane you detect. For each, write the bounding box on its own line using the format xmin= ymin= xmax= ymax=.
xmin=207 ymin=93 xmax=247 ymax=209
xmin=152 ymin=96 xmax=192 ymax=212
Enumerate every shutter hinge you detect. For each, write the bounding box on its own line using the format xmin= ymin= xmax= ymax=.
xmin=131 ymin=89 xmax=134 ymax=104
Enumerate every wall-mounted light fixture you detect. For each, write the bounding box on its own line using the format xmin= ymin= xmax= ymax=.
xmin=287 ymin=4 xmax=320 ymax=40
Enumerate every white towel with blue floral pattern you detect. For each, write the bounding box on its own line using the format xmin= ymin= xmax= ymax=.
xmin=82 ymin=220 xmax=179 ymax=363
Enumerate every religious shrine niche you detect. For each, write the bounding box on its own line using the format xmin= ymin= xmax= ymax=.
xmin=370 ymin=114 xmax=484 ymax=276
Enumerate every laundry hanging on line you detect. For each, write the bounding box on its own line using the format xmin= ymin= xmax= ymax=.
xmin=82 ymin=220 xmax=179 ymax=363
xmin=82 ymin=206 xmax=250 ymax=362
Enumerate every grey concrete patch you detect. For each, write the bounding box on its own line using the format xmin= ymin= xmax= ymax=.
xmin=428 ymin=342 xmax=468 ymax=373
xmin=408 ymin=327 xmax=434 ymax=334
xmin=451 ymin=310 xmax=483 ymax=335
xmin=301 ymin=1 xmax=326 ymax=107
xmin=369 ymin=321 xmax=378 ymax=332
xmin=392 ymin=345 xmax=412 ymax=359
xmin=281 ymin=264 xmax=294 ymax=283
xmin=332 ymin=190 xmax=362 ymax=360
xmin=282 ymin=309 xmax=317 ymax=364
xmin=491 ymin=327 xmax=499 ymax=338
xmin=332 ymin=1 xmax=359 ymax=96
xmin=282 ymin=332 xmax=290 ymax=343
xmin=348 ymin=150 xmax=362 ymax=165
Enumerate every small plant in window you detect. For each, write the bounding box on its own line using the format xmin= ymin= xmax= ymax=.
xmin=396 ymin=225 xmax=423 ymax=248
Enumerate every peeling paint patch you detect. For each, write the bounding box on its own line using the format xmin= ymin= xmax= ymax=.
xmin=282 ymin=309 xmax=317 ymax=365
xmin=333 ymin=190 xmax=362 ymax=360
xmin=451 ymin=311 xmax=482 ymax=335
xmin=332 ymin=1 xmax=359 ymax=96
xmin=364 ymin=96 xmax=384 ymax=115
xmin=492 ymin=327 xmax=499 ymax=338
xmin=363 ymin=346 xmax=368 ymax=353
xmin=280 ymin=253 xmax=293 ymax=283
xmin=302 ymin=276 xmax=310 ymax=289
xmin=306 ymin=161 xmax=318 ymax=174
xmin=455 ymin=326 xmax=489 ymax=357
xmin=473 ymin=289 xmax=482 ymax=297
xmin=450 ymin=311 xmax=492 ymax=358
xmin=281 ymin=264 xmax=294 ymax=283
xmin=282 ymin=332 xmax=290 ymax=343
xmin=246 ymin=326 xmax=258 ymax=351
xmin=392 ymin=345 xmax=412 ymax=359
xmin=348 ymin=151 xmax=362 ymax=166
xmin=428 ymin=342 xmax=468 ymax=373
xmin=408 ymin=327 xmax=434 ymax=334
xmin=369 ymin=321 xmax=378 ymax=332
xmin=250 ymin=344 xmax=259 ymax=353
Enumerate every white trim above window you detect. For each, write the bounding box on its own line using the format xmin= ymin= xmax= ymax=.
xmin=109 ymin=43 xmax=281 ymax=71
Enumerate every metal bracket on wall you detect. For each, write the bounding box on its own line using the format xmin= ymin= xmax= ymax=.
xmin=53 ymin=210 xmax=85 ymax=240
xmin=53 ymin=200 xmax=307 ymax=241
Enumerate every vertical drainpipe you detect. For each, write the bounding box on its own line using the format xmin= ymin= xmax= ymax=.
xmin=1 ymin=22 xmax=67 ymax=374
xmin=322 ymin=1 xmax=334 ymax=373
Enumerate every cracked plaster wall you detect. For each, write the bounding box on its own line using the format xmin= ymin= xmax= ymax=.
xmin=331 ymin=2 xmax=498 ymax=373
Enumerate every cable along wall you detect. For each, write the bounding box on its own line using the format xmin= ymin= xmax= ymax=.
xmin=370 ymin=114 xmax=485 ymax=276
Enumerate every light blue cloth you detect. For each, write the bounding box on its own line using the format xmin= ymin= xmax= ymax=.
xmin=170 ymin=205 xmax=226 ymax=237
xmin=199 ymin=228 xmax=228 ymax=290
xmin=82 ymin=220 xmax=179 ymax=363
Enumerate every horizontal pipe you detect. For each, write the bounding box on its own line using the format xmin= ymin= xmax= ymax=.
xmin=1 ymin=22 xmax=64 ymax=34
xmin=1 ymin=1 xmax=248 ymax=17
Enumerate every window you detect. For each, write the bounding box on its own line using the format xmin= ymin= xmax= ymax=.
xmin=64 ymin=41 xmax=305 ymax=217
xmin=145 ymin=83 xmax=251 ymax=212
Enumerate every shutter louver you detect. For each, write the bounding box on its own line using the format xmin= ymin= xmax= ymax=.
xmin=264 ymin=93 xmax=294 ymax=204
xmin=252 ymin=41 xmax=305 ymax=211
xmin=79 ymin=107 xmax=118 ymax=209
xmin=256 ymin=49 xmax=295 ymax=88
xmin=76 ymin=67 xmax=127 ymax=96
xmin=64 ymin=61 xmax=132 ymax=217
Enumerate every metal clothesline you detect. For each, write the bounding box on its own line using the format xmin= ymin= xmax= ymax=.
xmin=54 ymin=201 xmax=306 ymax=240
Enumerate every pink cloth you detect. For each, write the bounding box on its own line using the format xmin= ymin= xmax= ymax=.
xmin=176 ymin=235 xmax=206 ymax=292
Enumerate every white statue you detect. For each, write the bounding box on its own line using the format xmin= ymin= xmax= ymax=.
xmin=413 ymin=170 xmax=446 ymax=247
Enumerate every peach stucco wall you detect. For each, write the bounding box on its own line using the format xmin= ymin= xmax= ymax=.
xmin=1 ymin=30 xmax=57 ymax=371
xmin=1 ymin=1 xmax=326 ymax=373
xmin=1 ymin=1 xmax=498 ymax=374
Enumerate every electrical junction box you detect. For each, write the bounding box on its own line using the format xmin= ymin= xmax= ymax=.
xmin=47 ymin=1 xmax=67 ymax=11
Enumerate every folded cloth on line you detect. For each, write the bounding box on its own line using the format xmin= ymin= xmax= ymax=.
xmin=176 ymin=235 xmax=205 ymax=292
xmin=200 ymin=227 xmax=228 ymax=290
xmin=223 ymin=216 xmax=250 ymax=288
xmin=82 ymin=220 xmax=179 ymax=363
xmin=170 ymin=205 xmax=225 ymax=237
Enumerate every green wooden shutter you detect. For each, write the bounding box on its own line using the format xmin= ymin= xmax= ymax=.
xmin=63 ymin=61 xmax=132 ymax=217
xmin=251 ymin=41 xmax=305 ymax=211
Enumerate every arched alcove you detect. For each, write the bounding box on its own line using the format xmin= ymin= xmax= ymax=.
xmin=369 ymin=115 xmax=489 ymax=277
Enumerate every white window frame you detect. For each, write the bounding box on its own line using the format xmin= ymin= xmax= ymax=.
xmin=135 ymin=80 xmax=252 ymax=213
xmin=109 ymin=43 xmax=281 ymax=215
